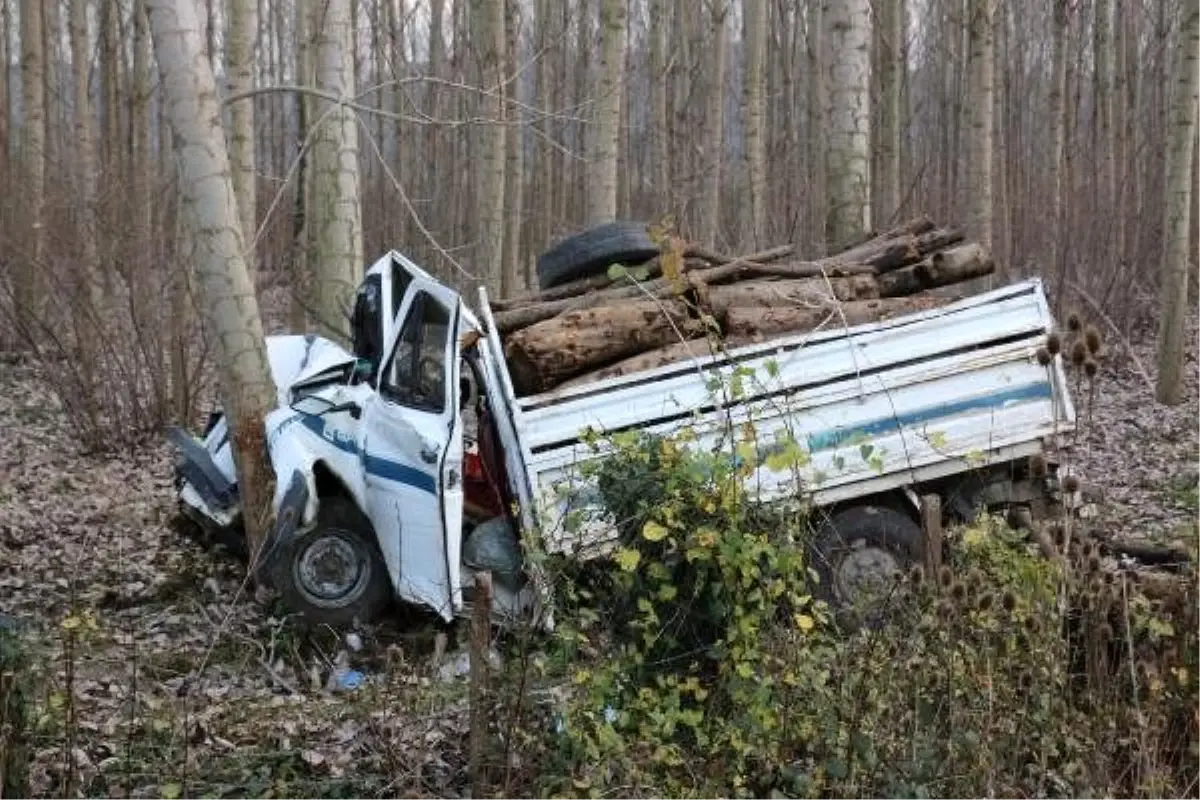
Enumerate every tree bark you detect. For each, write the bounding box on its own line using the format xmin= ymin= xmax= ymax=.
xmin=310 ymin=0 xmax=364 ymax=344
xmin=823 ymin=0 xmax=871 ymax=249
xmin=559 ymin=338 xmax=720 ymax=388
xmin=742 ymin=0 xmax=767 ymax=246
xmin=699 ymin=0 xmax=728 ymax=246
xmin=874 ymin=0 xmax=903 ymax=224
xmin=1154 ymin=3 xmax=1198 ymax=405
xmin=1048 ymin=1 xmax=1069 ymax=284
xmin=648 ymin=0 xmax=671 ymax=216
xmin=585 ymin=0 xmax=626 ymax=225
xmin=705 ymin=275 xmax=879 ymax=320
xmin=476 ymin=0 xmax=508 ymax=292
xmin=146 ymin=0 xmax=278 ymax=562
xmin=15 ymin=0 xmax=45 ymax=344
xmin=503 ymin=0 xmax=526 ymax=293
xmin=724 ymin=296 xmax=950 ymax=344
xmin=226 ymin=0 xmax=257 ymax=279
xmin=966 ymin=0 xmax=995 ymax=253
xmin=504 ymin=299 xmax=705 ymax=394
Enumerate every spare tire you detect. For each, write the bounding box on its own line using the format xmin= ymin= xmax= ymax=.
xmin=536 ymin=220 xmax=661 ymax=290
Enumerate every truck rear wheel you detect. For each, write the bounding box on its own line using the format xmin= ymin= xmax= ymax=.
xmin=809 ymin=504 xmax=923 ymax=628
xmin=273 ymin=496 xmax=391 ymax=627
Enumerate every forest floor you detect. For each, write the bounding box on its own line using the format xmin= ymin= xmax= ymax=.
xmin=0 ymin=301 xmax=1196 ymax=797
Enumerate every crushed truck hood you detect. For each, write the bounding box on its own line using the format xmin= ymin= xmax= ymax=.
xmin=264 ymin=334 xmax=358 ymax=401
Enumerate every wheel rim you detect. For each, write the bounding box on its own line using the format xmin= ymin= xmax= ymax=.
xmin=293 ymin=531 xmax=370 ymax=608
xmin=834 ymin=539 xmax=901 ymax=607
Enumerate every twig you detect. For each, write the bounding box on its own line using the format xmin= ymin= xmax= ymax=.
xmin=1065 ymin=280 xmax=1154 ymax=392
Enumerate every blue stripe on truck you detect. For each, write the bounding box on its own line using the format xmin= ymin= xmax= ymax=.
xmin=805 ymin=381 xmax=1054 ymax=453
xmin=293 ymin=412 xmax=438 ymax=495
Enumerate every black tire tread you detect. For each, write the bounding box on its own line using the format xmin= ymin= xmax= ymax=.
xmin=536 ymin=220 xmax=661 ymax=290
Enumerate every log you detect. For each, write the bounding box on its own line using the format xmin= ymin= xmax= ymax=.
xmin=915 ymin=243 xmax=994 ymax=287
xmin=490 ymin=242 xmax=795 ymax=310
xmin=705 ymin=275 xmax=879 ymax=320
xmin=723 ymin=296 xmax=948 ymax=343
xmin=503 ymin=298 xmax=705 ymax=394
xmin=557 ymin=338 xmax=721 ymax=389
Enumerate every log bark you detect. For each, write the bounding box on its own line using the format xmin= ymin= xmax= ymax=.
xmin=724 ymin=295 xmax=948 ymax=342
xmin=557 ymin=338 xmax=720 ymax=389
xmin=504 ymin=298 xmax=705 ymax=394
xmin=916 ymin=242 xmax=994 ymax=287
xmin=705 ymin=275 xmax=878 ymax=320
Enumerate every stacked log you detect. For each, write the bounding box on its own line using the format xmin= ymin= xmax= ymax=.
xmin=496 ymin=216 xmax=996 ymax=396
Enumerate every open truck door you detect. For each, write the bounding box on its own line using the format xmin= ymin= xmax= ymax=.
xmin=361 ymin=272 xmax=466 ymax=621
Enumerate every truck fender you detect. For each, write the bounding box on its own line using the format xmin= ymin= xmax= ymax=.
xmin=259 ymin=469 xmax=310 ymax=583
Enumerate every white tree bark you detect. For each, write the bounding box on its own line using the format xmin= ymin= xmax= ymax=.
xmin=145 ymin=0 xmax=278 ymax=558
xmin=69 ymin=0 xmax=98 ymax=303
xmin=1048 ymin=0 xmax=1068 ymax=277
xmin=700 ymin=0 xmax=728 ymax=246
xmin=225 ymin=0 xmax=257 ymax=278
xmin=585 ymin=0 xmax=627 ymax=225
xmin=742 ymin=0 xmax=767 ymax=247
xmin=823 ymin=0 xmax=871 ymax=249
xmin=649 ymin=0 xmax=670 ymax=216
xmin=503 ymin=0 xmax=526 ymax=293
xmin=311 ymin=0 xmax=364 ymax=342
xmin=966 ymin=0 xmax=994 ymax=252
xmin=1155 ymin=3 xmax=1199 ymax=405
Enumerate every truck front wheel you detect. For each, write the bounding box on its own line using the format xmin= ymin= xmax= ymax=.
xmin=809 ymin=504 xmax=923 ymax=628
xmin=273 ymin=497 xmax=391 ymax=627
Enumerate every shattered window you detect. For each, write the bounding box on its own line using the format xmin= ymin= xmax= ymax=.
xmin=381 ymin=291 xmax=449 ymax=414
xmin=390 ymin=257 xmax=414 ymax=321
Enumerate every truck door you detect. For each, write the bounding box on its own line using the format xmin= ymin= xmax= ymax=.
xmin=360 ymin=277 xmax=465 ymax=620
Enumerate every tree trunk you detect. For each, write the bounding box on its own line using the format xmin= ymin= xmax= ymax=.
xmin=503 ymin=0 xmax=526 ymax=293
xmin=226 ymin=0 xmax=257 ymax=279
xmin=1048 ymin=1 xmax=1069 ymax=287
xmin=476 ymin=0 xmax=507 ymax=292
xmin=1093 ymin=0 xmax=1115 ymax=237
xmin=742 ymin=0 xmax=767 ymax=247
xmin=504 ymin=299 xmax=705 ymax=394
xmin=1154 ymin=3 xmax=1198 ymax=405
xmin=289 ymin=0 xmax=312 ymax=332
xmin=584 ymin=0 xmax=626 ymax=225
xmin=15 ymin=0 xmax=45 ymax=345
xmin=823 ymin=0 xmax=871 ymax=250
xmin=874 ymin=0 xmax=903 ymax=224
xmin=724 ymin=295 xmax=948 ymax=343
xmin=69 ymin=0 xmax=100 ymax=387
xmin=649 ymin=0 xmax=670 ymax=216
xmin=966 ymin=0 xmax=994 ymax=253
xmin=699 ymin=0 xmax=728 ymax=246
xmin=145 ymin=0 xmax=278 ymax=562
xmin=807 ymin=0 xmax=826 ymax=253
xmin=311 ymin=0 xmax=364 ymax=344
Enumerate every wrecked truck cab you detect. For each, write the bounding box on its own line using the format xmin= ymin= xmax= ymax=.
xmin=170 ymin=250 xmax=538 ymax=628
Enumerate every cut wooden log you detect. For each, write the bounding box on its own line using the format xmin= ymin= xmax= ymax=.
xmin=557 ymin=338 xmax=721 ymax=389
xmin=915 ymin=243 xmax=994 ymax=287
xmin=503 ymin=298 xmax=705 ymax=395
xmin=723 ymin=295 xmax=948 ymax=343
xmin=705 ymin=275 xmax=879 ymax=321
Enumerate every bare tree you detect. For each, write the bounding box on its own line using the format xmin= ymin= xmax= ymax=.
xmin=1048 ymin=0 xmax=1069 ymax=281
xmin=1093 ymin=0 xmax=1115 ymax=234
xmin=1155 ymin=2 xmax=1198 ymax=405
xmin=874 ymin=0 xmax=904 ymax=224
xmin=145 ymin=0 xmax=277 ymax=560
xmin=68 ymin=0 xmax=98 ymax=304
xmin=585 ymin=0 xmax=627 ymax=225
xmin=311 ymin=0 xmax=364 ymax=342
xmin=966 ymin=0 xmax=994 ymax=253
xmin=503 ymin=0 xmax=526 ymax=289
xmin=14 ymin=0 xmax=45 ymax=343
xmin=476 ymin=0 xmax=508 ymax=292
xmin=742 ymin=0 xmax=767 ymax=246
xmin=699 ymin=0 xmax=729 ymax=246
xmin=649 ymin=0 xmax=671 ymax=217
xmin=823 ymin=0 xmax=871 ymax=248
xmin=226 ymin=0 xmax=258 ymax=278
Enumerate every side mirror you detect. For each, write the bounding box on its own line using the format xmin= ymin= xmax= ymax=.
xmin=328 ymin=401 xmax=363 ymax=420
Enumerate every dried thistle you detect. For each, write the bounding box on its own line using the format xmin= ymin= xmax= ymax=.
xmin=1067 ymin=312 xmax=1082 ymax=332
xmin=1051 ymin=524 xmax=1067 ymax=549
xmin=1087 ymin=554 xmax=1102 ymax=573
xmin=950 ymin=582 xmax=967 ymax=603
xmin=1046 ymin=332 xmax=1063 ymax=355
xmin=1084 ymin=358 xmax=1099 ymax=379
xmin=1025 ymin=615 xmax=1042 ymax=634
xmin=1070 ymin=340 xmax=1088 ymax=366
xmin=977 ymin=592 xmax=995 ymax=612
xmin=909 ymin=565 xmax=925 ymax=587
xmin=1099 ymin=623 xmax=1114 ymax=641
xmin=1036 ymin=347 xmax=1052 ymax=366
xmin=1002 ymin=591 xmax=1017 ymax=612
xmin=1063 ymin=474 xmax=1081 ymax=494
xmin=1030 ymin=454 xmax=1048 ymax=477
xmin=1084 ymin=326 xmax=1102 ymax=354
xmin=938 ymin=565 xmax=954 ymax=588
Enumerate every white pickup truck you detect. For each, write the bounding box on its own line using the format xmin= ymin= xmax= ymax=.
xmin=170 ymin=245 xmax=1079 ymax=628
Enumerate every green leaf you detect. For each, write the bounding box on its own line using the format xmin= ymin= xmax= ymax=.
xmin=630 ymin=266 xmax=650 ymax=281
xmin=642 ymin=519 xmax=669 ymax=542
xmin=606 ymin=263 xmax=629 ymax=281
xmin=825 ymin=757 xmax=848 ymax=780
xmin=161 ymin=783 xmax=183 ymax=800
xmin=614 ymin=547 xmax=641 ymax=572
xmin=859 ymin=443 xmax=874 ymax=461
xmin=764 ymin=358 xmax=780 ymax=378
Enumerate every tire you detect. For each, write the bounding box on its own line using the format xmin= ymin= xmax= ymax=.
xmin=273 ymin=496 xmax=391 ymax=627
xmin=536 ymin=220 xmax=661 ymax=290
xmin=809 ymin=504 xmax=924 ymax=628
